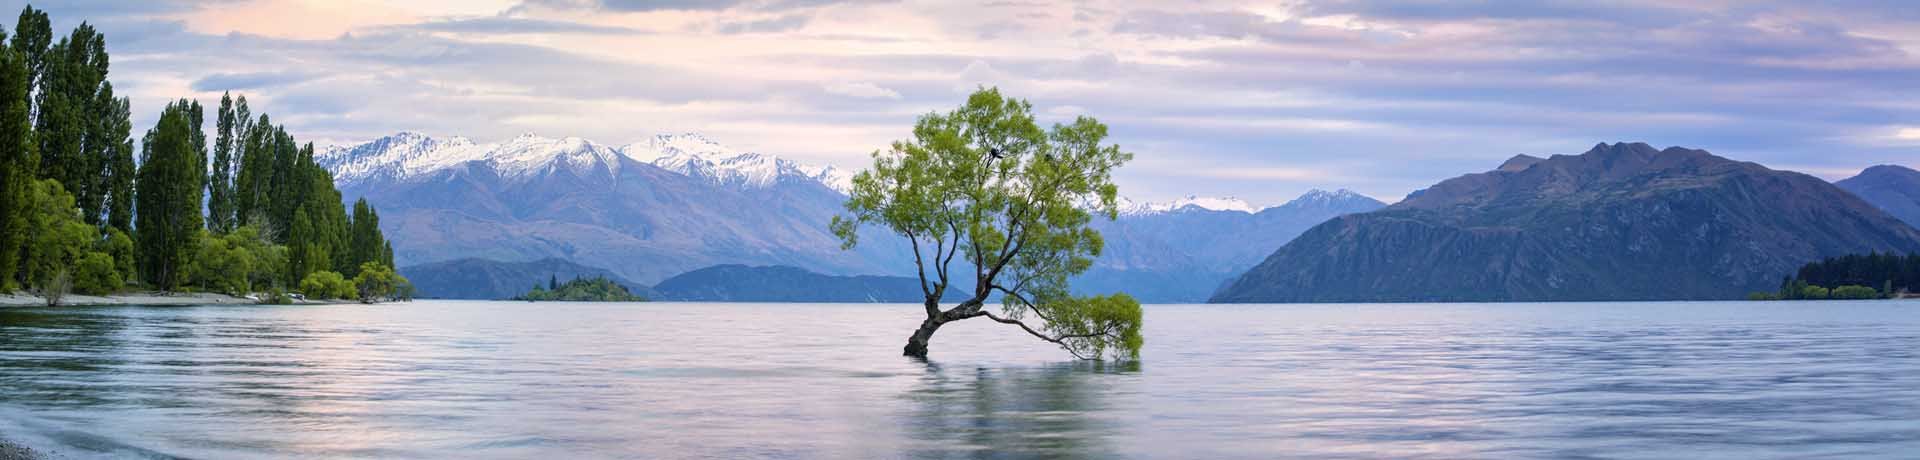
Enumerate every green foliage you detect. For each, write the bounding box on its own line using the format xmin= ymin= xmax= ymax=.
xmin=99 ymin=227 xmax=134 ymax=284
xmin=351 ymin=262 xmax=408 ymax=303
xmin=345 ymin=198 xmax=386 ymax=277
xmin=0 ymin=33 xmax=31 ymax=292
xmin=1800 ymin=285 xmax=1830 ymax=300
xmin=1791 ymin=252 xmax=1918 ymax=297
xmin=183 ymin=225 xmax=285 ymax=296
xmin=31 ymin=21 xmax=130 ymax=230
xmin=1746 ymin=292 xmax=1780 ymax=301
xmin=298 ymin=270 xmax=355 ymax=300
xmin=209 ymin=92 xmax=237 ymax=233
xmin=833 ymin=87 xmax=1142 ymax=360
xmin=22 ymin=179 xmax=96 ymax=294
xmin=1830 ymin=285 xmax=1880 ymax=300
xmin=72 ymin=251 xmax=119 ymax=295
xmin=515 ymin=276 xmax=646 ymax=302
xmin=134 ymin=99 xmax=205 ymax=290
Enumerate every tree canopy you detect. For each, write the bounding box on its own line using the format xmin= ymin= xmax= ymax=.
xmin=833 ymin=87 xmax=1142 ymax=360
xmin=0 ymin=6 xmax=401 ymax=303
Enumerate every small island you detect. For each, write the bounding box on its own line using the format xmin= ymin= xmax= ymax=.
xmin=514 ymin=275 xmax=647 ymax=302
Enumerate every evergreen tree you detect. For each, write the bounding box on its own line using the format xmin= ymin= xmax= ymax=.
xmin=0 ymin=32 xmax=32 ymax=290
xmin=98 ymin=83 xmax=132 ymax=234
xmin=345 ymin=198 xmax=385 ymax=277
xmin=35 ymin=23 xmax=114 ymax=226
xmin=134 ymin=99 xmax=206 ymax=290
xmin=233 ymin=113 xmax=272 ymax=228
xmin=209 ymin=92 xmax=237 ymax=232
xmin=9 ymin=6 xmax=48 ymax=112
xmin=286 ymin=207 xmax=314 ymax=286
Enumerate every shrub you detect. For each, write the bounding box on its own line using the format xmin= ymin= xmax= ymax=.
xmin=72 ymin=252 xmax=123 ymax=296
xmin=1831 ymin=285 xmax=1880 ymax=300
xmin=351 ymin=263 xmax=408 ymax=303
xmin=1746 ymin=292 xmax=1780 ymax=301
xmin=299 ymin=271 xmax=356 ymax=300
xmin=1800 ymin=285 xmax=1831 ymax=300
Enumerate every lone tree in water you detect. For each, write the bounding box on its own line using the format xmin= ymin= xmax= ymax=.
xmin=832 ymin=87 xmax=1143 ymax=360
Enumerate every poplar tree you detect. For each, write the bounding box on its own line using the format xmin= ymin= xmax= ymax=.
xmin=134 ymin=100 xmax=206 ymax=290
xmin=234 ymin=113 xmax=271 ymax=228
xmin=345 ymin=198 xmax=385 ymax=277
xmin=209 ymin=92 xmax=236 ymax=232
xmin=98 ymin=82 xmax=132 ymax=234
xmin=0 ymin=33 xmax=32 ymax=290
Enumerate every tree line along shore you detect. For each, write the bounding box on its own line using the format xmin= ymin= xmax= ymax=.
xmin=0 ymin=6 xmax=408 ymax=307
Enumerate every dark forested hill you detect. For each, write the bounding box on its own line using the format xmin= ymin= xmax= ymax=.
xmin=651 ymin=264 xmax=971 ymax=303
xmin=401 ymin=257 xmax=649 ymax=299
xmin=1213 ymin=142 xmax=1920 ymax=303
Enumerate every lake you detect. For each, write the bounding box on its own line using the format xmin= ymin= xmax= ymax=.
xmin=1 ymin=301 xmax=1917 ymax=459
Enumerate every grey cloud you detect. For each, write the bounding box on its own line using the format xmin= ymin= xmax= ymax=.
xmin=398 ymin=17 xmax=650 ymax=35
xmin=519 ymin=0 xmax=890 ymax=12
xmin=715 ymin=13 xmax=809 ymax=34
xmin=190 ymin=71 xmax=322 ymax=92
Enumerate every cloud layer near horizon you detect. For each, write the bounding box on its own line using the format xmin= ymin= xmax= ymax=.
xmin=5 ymin=0 xmax=1917 ymax=205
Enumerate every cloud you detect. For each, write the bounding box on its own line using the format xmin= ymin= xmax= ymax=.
xmin=822 ymin=81 xmax=901 ymax=100
xmin=190 ymin=71 xmax=322 ymax=92
xmin=22 ymin=0 xmax=1920 ymax=206
xmin=715 ymin=13 xmax=809 ymax=34
xmin=398 ymin=17 xmax=649 ymax=35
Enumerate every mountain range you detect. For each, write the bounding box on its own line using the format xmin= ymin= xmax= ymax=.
xmin=1213 ymin=143 xmax=1920 ymax=303
xmin=324 ymin=132 xmax=1380 ymax=303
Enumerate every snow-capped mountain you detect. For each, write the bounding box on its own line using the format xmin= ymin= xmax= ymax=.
xmin=319 ymin=131 xmax=851 ymax=193
xmin=317 ymin=130 xmax=1384 ymax=303
xmin=621 ymin=133 xmax=854 ymax=194
xmin=1119 ymin=195 xmax=1259 ymax=215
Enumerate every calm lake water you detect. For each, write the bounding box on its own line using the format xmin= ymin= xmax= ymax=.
xmin=1 ymin=301 xmax=1917 ymax=459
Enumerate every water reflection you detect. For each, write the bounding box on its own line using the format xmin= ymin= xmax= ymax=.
xmin=0 ymin=309 xmax=131 ymax=407
xmin=0 ymin=302 xmax=1916 ymax=459
xmin=903 ymin=359 xmax=1138 ymax=459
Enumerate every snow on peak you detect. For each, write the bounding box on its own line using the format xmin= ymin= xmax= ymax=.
xmin=317 ymin=132 xmax=483 ymax=182
xmin=619 ymin=133 xmax=851 ymax=193
xmin=1119 ymin=195 xmax=1258 ymax=215
xmin=1281 ymin=189 xmax=1373 ymax=208
xmin=322 ymin=131 xmax=853 ymax=194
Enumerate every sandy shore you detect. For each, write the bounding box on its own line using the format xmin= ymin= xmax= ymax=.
xmin=0 ymin=291 xmax=357 ymax=307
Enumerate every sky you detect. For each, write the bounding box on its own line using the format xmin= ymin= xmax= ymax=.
xmin=5 ymin=0 xmax=1918 ymax=206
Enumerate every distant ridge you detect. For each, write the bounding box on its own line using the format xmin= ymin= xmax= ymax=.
xmin=1837 ymin=164 xmax=1920 ymax=230
xmin=651 ymin=265 xmax=969 ymax=303
xmin=401 ymin=258 xmax=650 ymax=300
xmin=1214 ymin=142 xmax=1920 ymax=303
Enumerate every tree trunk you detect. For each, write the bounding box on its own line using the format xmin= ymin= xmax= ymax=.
xmin=903 ymin=316 xmax=942 ymax=358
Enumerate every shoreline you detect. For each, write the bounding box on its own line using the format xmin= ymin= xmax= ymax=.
xmin=0 ymin=291 xmax=360 ymax=308
xmin=0 ymin=437 xmax=41 ymax=460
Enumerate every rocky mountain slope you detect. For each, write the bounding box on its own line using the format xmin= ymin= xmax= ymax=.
xmin=1213 ymin=142 xmax=1920 ymax=303
xmin=1837 ymin=164 xmax=1920 ymax=230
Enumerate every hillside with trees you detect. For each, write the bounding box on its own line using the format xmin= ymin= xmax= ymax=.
xmin=514 ymin=276 xmax=647 ymax=302
xmin=0 ymin=6 xmax=405 ymax=305
xmin=1756 ymin=253 xmax=1919 ymax=300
